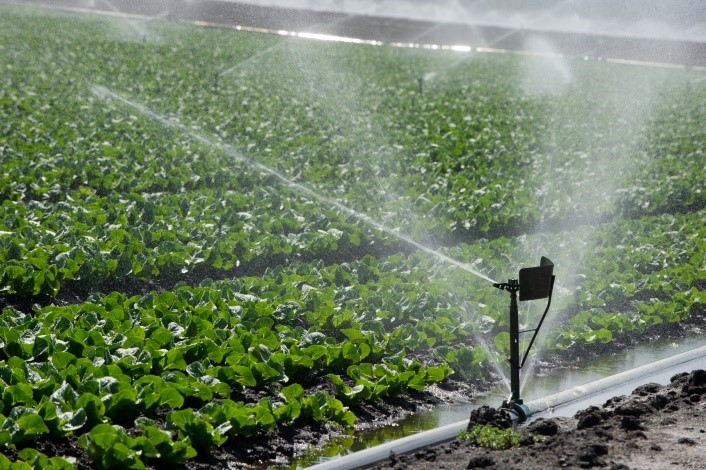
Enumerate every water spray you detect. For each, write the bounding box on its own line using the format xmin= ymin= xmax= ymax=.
xmin=91 ymin=86 xmax=497 ymax=285
xmin=493 ymin=256 xmax=555 ymax=422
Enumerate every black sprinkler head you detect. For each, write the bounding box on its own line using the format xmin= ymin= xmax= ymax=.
xmin=519 ymin=256 xmax=554 ymax=301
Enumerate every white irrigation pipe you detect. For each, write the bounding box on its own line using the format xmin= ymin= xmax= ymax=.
xmin=307 ymin=419 xmax=469 ymax=470
xmin=526 ymin=343 xmax=706 ymax=416
xmin=307 ymin=344 xmax=706 ymax=470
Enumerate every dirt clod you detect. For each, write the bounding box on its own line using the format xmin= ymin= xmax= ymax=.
xmin=614 ymin=401 xmax=650 ymax=417
xmin=633 ymin=382 xmax=661 ymax=396
xmin=578 ymin=442 xmax=608 ymax=467
xmin=677 ymin=437 xmax=697 ymax=446
xmin=575 ymin=406 xmax=607 ymax=429
xmin=528 ymin=418 xmax=559 ymax=436
xmin=619 ymin=415 xmax=643 ymax=431
xmin=467 ymin=405 xmax=512 ymax=430
xmin=690 ymin=369 xmax=706 ymax=386
xmin=371 ymin=369 xmax=706 ymax=470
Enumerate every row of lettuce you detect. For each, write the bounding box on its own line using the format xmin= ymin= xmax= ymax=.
xmin=1 ymin=208 xmax=703 ymax=466
xmin=2 ymin=8 xmax=705 ymax=300
xmin=0 ymin=260 xmax=470 ymax=467
xmin=447 ymin=210 xmax=706 ymax=350
xmin=1 ymin=5 xmax=705 ymax=468
xmin=0 ymin=184 xmax=392 ymax=297
xmin=3 ymin=7 xmax=706 ymax=232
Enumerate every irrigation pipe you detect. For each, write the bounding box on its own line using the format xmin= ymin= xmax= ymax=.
xmin=526 ymin=343 xmax=706 ymax=416
xmin=306 ymin=419 xmax=469 ymax=470
xmin=307 ymin=344 xmax=706 ymax=470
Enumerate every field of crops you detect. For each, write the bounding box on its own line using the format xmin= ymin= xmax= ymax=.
xmin=1 ymin=4 xmax=705 ymax=468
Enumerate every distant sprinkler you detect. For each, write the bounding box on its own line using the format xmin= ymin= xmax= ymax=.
xmin=417 ymin=77 xmax=424 ymax=95
xmin=493 ymin=256 xmax=555 ymax=422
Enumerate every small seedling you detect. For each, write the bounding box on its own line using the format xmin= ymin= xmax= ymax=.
xmin=457 ymin=425 xmax=522 ymax=450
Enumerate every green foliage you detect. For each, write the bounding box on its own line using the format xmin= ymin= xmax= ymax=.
xmin=458 ymin=425 xmax=522 ymax=449
xmin=0 ymin=448 xmax=74 ymax=470
xmin=300 ymin=391 xmax=355 ymax=428
xmin=443 ymin=347 xmax=487 ymax=381
xmin=0 ymin=5 xmax=704 ymax=469
xmin=78 ymin=424 xmax=145 ymax=470
xmin=330 ymin=359 xmax=451 ymax=404
xmin=78 ymin=423 xmax=196 ymax=469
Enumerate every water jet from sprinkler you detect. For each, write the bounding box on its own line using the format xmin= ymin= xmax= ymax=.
xmin=92 ymin=86 xmax=497 ymax=286
xmin=493 ymin=256 xmax=555 ymax=422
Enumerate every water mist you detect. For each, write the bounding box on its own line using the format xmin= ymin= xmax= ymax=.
xmin=515 ymin=50 xmax=692 ymax=393
xmin=91 ymin=85 xmax=497 ymax=285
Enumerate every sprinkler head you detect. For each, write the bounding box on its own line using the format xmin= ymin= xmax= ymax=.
xmin=493 ymin=278 xmax=519 ymax=292
xmin=519 ymin=256 xmax=554 ymax=301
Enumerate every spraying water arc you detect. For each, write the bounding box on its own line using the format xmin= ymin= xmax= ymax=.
xmin=493 ymin=256 xmax=555 ymax=421
xmin=218 ymin=14 xmax=355 ymax=77
xmin=90 ymin=86 xmax=497 ymax=285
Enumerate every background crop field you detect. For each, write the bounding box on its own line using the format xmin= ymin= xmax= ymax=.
xmin=0 ymin=4 xmax=704 ymax=468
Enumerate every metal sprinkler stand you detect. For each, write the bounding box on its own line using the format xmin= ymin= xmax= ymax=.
xmin=494 ymin=257 xmax=555 ymax=422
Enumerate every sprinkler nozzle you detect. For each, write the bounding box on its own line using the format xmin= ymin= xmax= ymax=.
xmin=493 ymin=279 xmax=519 ymax=291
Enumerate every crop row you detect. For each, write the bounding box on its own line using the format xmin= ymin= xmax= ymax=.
xmin=0 ymin=5 xmax=704 ymax=468
xmin=1 ymin=203 xmax=703 ymax=466
xmin=0 ymin=184 xmax=393 ymax=297
xmin=0 ymin=256 xmax=475 ymax=466
xmin=447 ymin=208 xmax=706 ymax=350
xmin=3 ymin=7 xmax=705 ymax=247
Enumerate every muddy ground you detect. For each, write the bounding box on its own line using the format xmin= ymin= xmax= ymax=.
xmin=371 ymin=369 xmax=706 ymax=470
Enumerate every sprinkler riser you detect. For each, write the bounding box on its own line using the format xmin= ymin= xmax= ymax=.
xmin=508 ymin=278 xmax=521 ymax=403
xmin=495 ymin=278 xmax=522 ymax=403
xmin=493 ymin=258 xmax=555 ymax=422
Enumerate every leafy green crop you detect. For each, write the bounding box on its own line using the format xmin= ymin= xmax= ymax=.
xmin=0 ymin=3 xmax=704 ymax=468
xmin=0 ymin=264 xmax=469 ymax=466
xmin=458 ymin=425 xmax=522 ymax=449
xmin=0 ymin=448 xmax=75 ymax=470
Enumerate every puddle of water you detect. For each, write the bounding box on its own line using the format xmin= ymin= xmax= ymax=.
xmin=524 ymin=333 xmax=706 ymax=404
xmin=287 ymin=333 xmax=706 ymax=468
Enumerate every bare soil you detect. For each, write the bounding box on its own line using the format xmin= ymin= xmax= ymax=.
xmin=370 ymin=369 xmax=706 ymax=470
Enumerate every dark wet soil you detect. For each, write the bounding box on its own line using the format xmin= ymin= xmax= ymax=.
xmin=371 ymin=369 xmax=706 ymax=470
